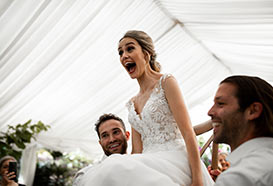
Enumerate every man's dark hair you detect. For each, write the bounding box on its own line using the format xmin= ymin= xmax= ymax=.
xmin=95 ymin=113 xmax=126 ymax=139
xmin=221 ymin=75 xmax=273 ymax=137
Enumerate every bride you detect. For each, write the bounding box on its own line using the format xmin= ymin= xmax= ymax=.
xmin=83 ymin=30 xmax=214 ymax=186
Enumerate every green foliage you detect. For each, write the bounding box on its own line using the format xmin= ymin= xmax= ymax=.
xmin=0 ymin=120 xmax=50 ymax=160
xmin=33 ymin=149 xmax=93 ymax=186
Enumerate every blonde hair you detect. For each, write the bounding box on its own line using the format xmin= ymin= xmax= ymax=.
xmin=120 ymin=30 xmax=161 ymax=72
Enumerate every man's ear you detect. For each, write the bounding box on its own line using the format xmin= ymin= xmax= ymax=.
xmin=125 ymin=131 xmax=130 ymax=141
xmin=247 ymin=102 xmax=263 ymax=121
xmin=99 ymin=140 xmax=102 ymax=146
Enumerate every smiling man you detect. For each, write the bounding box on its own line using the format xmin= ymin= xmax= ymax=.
xmin=73 ymin=113 xmax=130 ymax=186
xmin=96 ymin=114 xmax=130 ymax=156
xmin=208 ymin=75 xmax=273 ymax=186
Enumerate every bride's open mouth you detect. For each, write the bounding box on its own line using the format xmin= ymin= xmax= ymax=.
xmin=125 ymin=62 xmax=136 ymax=73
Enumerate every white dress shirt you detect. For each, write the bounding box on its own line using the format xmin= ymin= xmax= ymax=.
xmin=215 ymin=137 xmax=273 ymax=186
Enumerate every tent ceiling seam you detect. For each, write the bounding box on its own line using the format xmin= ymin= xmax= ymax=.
xmin=152 ymin=0 xmax=232 ymax=74
xmin=0 ymin=0 xmax=52 ymax=64
xmin=0 ymin=0 xmax=15 ymax=18
xmin=154 ymin=21 xmax=178 ymax=43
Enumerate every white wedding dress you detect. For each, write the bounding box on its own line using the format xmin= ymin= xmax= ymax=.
xmin=83 ymin=74 xmax=214 ymax=186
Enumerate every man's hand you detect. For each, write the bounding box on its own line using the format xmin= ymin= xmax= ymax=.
xmin=207 ymin=165 xmax=221 ymax=181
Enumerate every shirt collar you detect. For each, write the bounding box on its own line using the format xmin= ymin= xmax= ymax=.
xmin=227 ymin=137 xmax=273 ymax=165
xmin=101 ymin=154 xmax=107 ymax=161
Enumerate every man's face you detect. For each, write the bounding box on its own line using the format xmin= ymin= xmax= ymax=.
xmin=98 ymin=119 xmax=129 ymax=156
xmin=208 ymin=83 xmax=247 ymax=147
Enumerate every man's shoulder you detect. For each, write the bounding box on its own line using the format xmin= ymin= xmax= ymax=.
xmin=75 ymin=164 xmax=94 ymax=177
xmin=239 ymin=140 xmax=273 ymax=167
xmin=72 ymin=165 xmax=94 ymax=186
xmin=215 ymin=147 xmax=273 ymax=186
xmin=228 ymin=137 xmax=273 ymax=163
xmin=215 ymin=170 xmax=253 ymax=186
xmin=230 ymin=147 xmax=273 ymax=174
xmin=216 ymin=168 xmax=273 ymax=186
xmin=73 ymin=156 xmax=107 ymax=182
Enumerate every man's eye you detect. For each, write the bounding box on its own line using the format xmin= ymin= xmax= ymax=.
xmin=101 ymin=134 xmax=108 ymax=138
xmin=113 ymin=130 xmax=120 ymax=135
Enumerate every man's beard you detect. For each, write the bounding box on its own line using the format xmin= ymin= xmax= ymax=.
xmin=214 ymin=110 xmax=245 ymax=146
xmin=104 ymin=138 xmax=128 ymax=156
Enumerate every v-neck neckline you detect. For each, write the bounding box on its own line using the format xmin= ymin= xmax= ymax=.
xmin=131 ymin=75 xmax=163 ymax=120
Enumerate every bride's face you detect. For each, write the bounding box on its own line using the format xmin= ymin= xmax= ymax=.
xmin=118 ymin=37 xmax=148 ymax=79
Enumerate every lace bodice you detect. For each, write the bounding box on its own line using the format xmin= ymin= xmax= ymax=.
xmin=126 ymin=74 xmax=186 ymax=153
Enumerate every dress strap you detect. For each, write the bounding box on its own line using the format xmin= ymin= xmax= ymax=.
xmin=159 ymin=73 xmax=172 ymax=90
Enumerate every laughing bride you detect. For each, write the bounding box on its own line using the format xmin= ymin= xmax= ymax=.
xmin=82 ymin=30 xmax=214 ymax=186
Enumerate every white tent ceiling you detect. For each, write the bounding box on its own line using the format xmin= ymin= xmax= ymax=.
xmin=1 ymin=0 xmax=273 ymax=158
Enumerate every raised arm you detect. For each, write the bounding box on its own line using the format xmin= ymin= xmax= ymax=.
xmin=163 ymin=75 xmax=203 ymax=186
xmin=194 ymin=120 xmax=213 ymax=136
xmin=131 ymin=127 xmax=143 ymax=154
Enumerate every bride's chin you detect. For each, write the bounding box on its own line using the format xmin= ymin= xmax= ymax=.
xmin=128 ymin=73 xmax=137 ymax=79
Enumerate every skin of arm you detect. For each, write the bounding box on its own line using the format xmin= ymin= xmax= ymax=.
xmin=193 ymin=120 xmax=213 ymax=136
xmin=163 ymin=76 xmax=203 ymax=186
xmin=131 ymin=127 xmax=143 ymax=153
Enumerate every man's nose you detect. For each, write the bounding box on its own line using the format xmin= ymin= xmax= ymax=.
xmin=208 ymin=105 xmax=215 ymax=117
xmin=109 ymin=134 xmax=115 ymax=142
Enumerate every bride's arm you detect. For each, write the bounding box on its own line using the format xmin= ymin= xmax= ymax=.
xmin=194 ymin=120 xmax=213 ymax=136
xmin=131 ymin=127 xmax=143 ymax=154
xmin=163 ymin=76 xmax=203 ymax=186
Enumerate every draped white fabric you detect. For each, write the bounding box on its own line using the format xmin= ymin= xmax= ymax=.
xmin=20 ymin=144 xmax=38 ymax=186
xmin=1 ymin=0 xmax=273 ymax=184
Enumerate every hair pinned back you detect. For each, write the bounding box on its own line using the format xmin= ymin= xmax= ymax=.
xmin=120 ymin=30 xmax=161 ymax=72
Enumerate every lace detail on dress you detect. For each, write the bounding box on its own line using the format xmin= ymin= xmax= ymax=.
xmin=126 ymin=74 xmax=186 ymax=153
